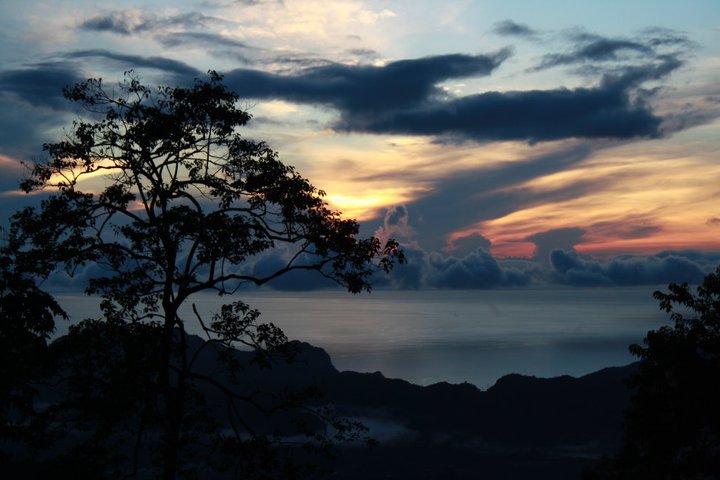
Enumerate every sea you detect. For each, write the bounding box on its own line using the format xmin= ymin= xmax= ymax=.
xmin=54 ymin=287 xmax=669 ymax=389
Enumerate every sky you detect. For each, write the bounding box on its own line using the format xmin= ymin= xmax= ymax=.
xmin=1 ymin=0 xmax=719 ymax=289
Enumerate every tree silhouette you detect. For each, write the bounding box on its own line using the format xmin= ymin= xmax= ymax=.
xmin=0 ymin=248 xmax=65 ymax=460
xmin=587 ymin=269 xmax=720 ymax=479
xmin=6 ymin=71 xmax=403 ymax=478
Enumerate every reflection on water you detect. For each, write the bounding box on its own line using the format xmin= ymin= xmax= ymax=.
xmin=55 ymin=287 xmax=667 ymax=388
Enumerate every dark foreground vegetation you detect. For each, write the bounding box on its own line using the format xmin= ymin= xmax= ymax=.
xmin=0 ymin=71 xmax=718 ymax=479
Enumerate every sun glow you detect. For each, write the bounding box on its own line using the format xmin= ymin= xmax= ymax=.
xmin=326 ymin=189 xmax=410 ymax=220
xmin=440 ymin=133 xmax=720 ymax=258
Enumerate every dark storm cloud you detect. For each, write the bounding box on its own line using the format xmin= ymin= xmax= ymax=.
xmin=37 ymin=240 xmax=720 ymax=292
xmin=376 ymin=244 xmax=532 ymax=290
xmin=537 ymin=39 xmax=653 ymax=69
xmin=534 ymin=29 xmax=691 ymax=71
xmin=0 ymin=62 xmax=85 ymax=158
xmin=61 ymin=22 xmax=696 ymax=145
xmin=426 ymin=249 xmax=530 ymax=288
xmin=549 ymin=250 xmax=711 ymax=286
xmin=365 ymin=207 xmax=533 ymax=289
xmin=80 ymin=12 xmax=136 ymax=35
xmin=220 ymin=41 xmax=677 ymax=141
xmin=346 ymin=48 xmax=380 ymax=58
xmin=79 ymin=10 xmax=224 ymax=36
xmin=67 ymin=50 xmax=201 ymax=78
xmin=371 ymin=210 xmax=719 ymax=289
xmin=0 ymin=99 xmax=63 ymax=159
xmin=0 ymin=53 xmax=203 ymax=161
xmin=0 ymin=62 xmax=85 ymax=110
xmin=492 ymin=20 xmax=538 ymax=38
xmin=349 ymin=82 xmax=663 ymax=141
xmin=259 ymin=54 xmax=336 ymax=71
xmin=526 ymin=228 xmax=585 ymax=262
xmin=600 ymin=55 xmax=684 ymax=91
xmin=447 ymin=233 xmax=492 ymax=257
xmin=223 ymin=49 xmax=512 ymax=112
xmin=382 ymin=246 xmax=426 ymax=289
xmin=157 ymin=31 xmax=255 ymax=50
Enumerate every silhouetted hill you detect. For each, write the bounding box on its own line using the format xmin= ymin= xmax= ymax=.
xmin=179 ymin=334 xmax=638 ymax=479
xmin=238 ymin=339 xmax=637 ymax=480
xmin=318 ymin=362 xmax=636 ymax=447
xmin=181 ymin=335 xmax=637 ymax=448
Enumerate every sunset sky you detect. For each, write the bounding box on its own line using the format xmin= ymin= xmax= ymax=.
xmin=1 ymin=0 xmax=719 ymax=288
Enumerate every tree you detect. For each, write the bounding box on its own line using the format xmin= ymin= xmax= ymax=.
xmin=8 ymin=71 xmax=403 ymax=478
xmin=0 ymin=247 xmax=65 ymax=458
xmin=587 ymin=269 xmax=720 ymax=479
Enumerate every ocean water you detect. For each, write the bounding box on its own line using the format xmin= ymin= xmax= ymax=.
xmin=54 ymin=287 xmax=668 ymax=389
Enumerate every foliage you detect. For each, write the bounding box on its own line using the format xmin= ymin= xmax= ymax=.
xmin=0 ymin=247 xmax=65 ymax=455
xmin=4 ymin=71 xmax=403 ymax=478
xmin=587 ymin=269 xmax=720 ymax=479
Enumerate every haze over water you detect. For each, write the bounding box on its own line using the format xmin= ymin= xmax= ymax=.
xmin=57 ymin=287 xmax=667 ymax=388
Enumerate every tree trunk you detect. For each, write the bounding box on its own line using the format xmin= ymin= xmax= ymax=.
xmin=161 ymin=303 xmax=185 ymax=480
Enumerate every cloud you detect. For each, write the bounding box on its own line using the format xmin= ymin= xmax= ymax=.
xmin=216 ymin=38 xmax=678 ymax=142
xmin=549 ymin=249 xmax=710 ymax=286
xmin=427 ymin=248 xmax=530 ymax=289
xmin=4 ymin=27 xmax=686 ymax=156
xmin=492 ymin=20 xmax=538 ymax=39
xmin=0 ymin=62 xmax=85 ymax=110
xmin=588 ymin=217 xmax=662 ymax=240
xmin=0 ymin=62 xmax=84 ymax=158
xmin=367 ymin=211 xmax=720 ymax=290
xmin=79 ymin=10 xmax=225 ymax=36
xmin=251 ymin=253 xmax=338 ymax=291
xmin=348 ymin=82 xmax=663 ymax=141
xmin=446 ymin=233 xmax=492 ymax=257
xmin=345 ymin=48 xmax=380 ymax=60
xmin=223 ymin=50 xmax=512 ymax=112
xmin=654 ymin=250 xmax=720 ymax=272
xmin=369 ymin=207 xmax=533 ymax=289
xmin=0 ymin=53 xmax=201 ymax=122
xmin=367 ymin=208 xmax=541 ymax=289
xmin=79 ymin=11 xmax=138 ymax=35
xmin=376 ymin=243 xmax=533 ymax=290
xmin=381 ymin=245 xmax=427 ymax=289
xmin=156 ymin=33 xmax=319 ymax=69
xmin=382 ymin=144 xmax=594 ymax=252
xmin=374 ymin=205 xmax=415 ymax=246
xmin=156 ymin=31 xmax=255 ymax=50
xmin=537 ymin=38 xmax=653 ymax=70
xmin=526 ymin=228 xmax=585 ymax=262
xmin=533 ymin=29 xmax=692 ymax=74
xmin=66 ymin=50 xmax=201 ymax=78
xmin=40 ymin=240 xmax=720 ymax=292
xmin=598 ymin=55 xmax=684 ymax=91
xmin=0 ymin=54 xmax=199 ymax=162
xmin=258 ymin=54 xmax=336 ymax=71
